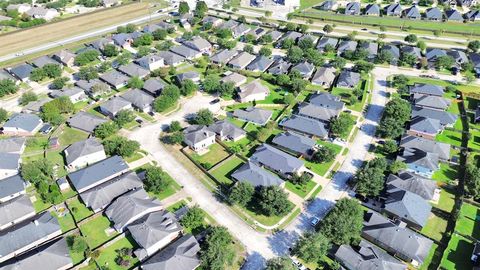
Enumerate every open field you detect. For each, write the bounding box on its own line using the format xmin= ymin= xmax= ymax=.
xmin=0 ymin=3 xmax=152 ymax=57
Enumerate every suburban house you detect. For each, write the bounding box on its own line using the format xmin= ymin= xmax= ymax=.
xmin=102 ymin=0 xmax=121 ymax=7
xmin=64 ymin=138 xmax=107 ymax=171
xmin=88 ymin=38 xmax=114 ymax=52
xmin=272 ymin=131 xmax=316 ymax=157
xmin=344 ymin=1 xmax=360 ymax=15
xmin=183 ymin=125 xmax=216 ymax=152
xmin=316 ymin=37 xmax=338 ymax=52
xmin=237 ymin=80 xmax=270 ymax=103
xmin=291 ymin=61 xmax=315 ymax=79
xmin=202 ymin=16 xmax=223 ymax=27
xmin=448 ymin=50 xmax=469 ymax=67
xmin=382 ymin=45 xmax=401 ymax=65
xmin=445 ymin=9 xmax=463 ymax=21
xmin=232 ymin=107 xmax=273 ymax=125
xmin=232 ymin=23 xmax=250 ymax=38
xmin=402 ymin=5 xmax=421 ymax=19
xmin=67 ymin=155 xmax=129 ymax=193
xmin=0 ymin=175 xmax=26 ymax=203
xmin=228 ymin=51 xmax=256 ymax=69
xmin=246 ymin=56 xmax=274 ymax=72
xmin=183 ymin=36 xmax=213 ymax=55
xmin=426 ymin=48 xmax=447 ymax=66
xmin=400 ymin=134 xmax=451 ymax=161
xmin=0 ymin=152 xmax=20 ymax=180
xmin=364 ymin=3 xmax=381 ymax=16
xmin=157 ymin=51 xmax=185 ymax=66
xmin=0 ymin=69 xmax=17 ymax=83
xmin=360 ymin=42 xmax=379 ymax=61
xmin=141 ymin=234 xmax=201 ymax=270
xmin=50 ymin=87 xmax=87 ymax=103
xmin=136 ymin=54 xmax=165 ymax=71
xmin=8 ymin=63 xmax=34 ymax=82
xmin=75 ymin=79 xmax=111 ymax=97
xmin=298 ymin=102 xmax=341 ymax=123
xmin=309 ymin=92 xmax=345 ymax=111
xmin=1 ymin=113 xmax=42 ymax=136
xmin=279 ymin=115 xmax=329 ymax=139
xmin=0 ymin=212 xmax=61 ymax=264
xmin=21 ymin=98 xmax=51 ymax=114
xmin=386 ymin=171 xmax=440 ymax=201
xmin=413 ymin=95 xmax=451 ymax=111
xmin=336 ymin=70 xmax=361 ymax=89
xmin=25 ymin=6 xmax=58 ymax=20
xmin=122 ymin=89 xmax=155 ymax=113
xmin=0 ymin=137 xmax=26 ymax=154
xmin=31 ymin=55 xmax=59 ymax=68
xmin=411 ymin=106 xmax=458 ymax=127
xmin=100 ymin=70 xmax=129 ymax=89
xmin=176 ymin=71 xmax=201 ymax=84
xmin=266 ymin=30 xmax=283 ymax=42
xmin=220 ymin=72 xmax=247 ymax=87
xmin=105 ymin=188 xmax=163 ymax=232
xmin=337 ymin=40 xmax=358 ymax=55
xmin=219 ymin=19 xmax=239 ymax=31
xmin=246 ymin=27 xmax=267 ymax=41
xmin=267 ymin=60 xmax=292 ymax=75
xmin=128 ymin=210 xmax=182 ymax=260
xmin=99 ymin=96 xmax=133 ymax=118
xmin=6 ymin=4 xmax=31 ymax=13
xmin=142 ymin=78 xmax=166 ymax=97
xmin=211 ymin=49 xmax=238 ymax=65
xmin=410 ymin=84 xmax=443 ymax=97
xmin=112 ymin=33 xmax=134 ymax=48
xmin=170 ymin=45 xmax=202 ymax=60
xmin=407 ymin=116 xmax=442 ymax=139
xmin=0 ymin=195 xmax=35 ymax=231
xmin=425 ymin=7 xmax=443 ymax=21
xmin=362 ymin=210 xmax=433 ymax=266
xmin=401 ymin=46 xmax=422 ymax=61
xmin=119 ymin=63 xmax=150 ymax=79
xmin=231 ymin=161 xmax=285 ymax=188
xmin=250 ymin=144 xmax=306 ymax=177
xmin=80 ymin=171 xmax=143 ymax=212
xmin=383 ymin=189 xmax=432 ymax=230
xmin=279 ymin=31 xmax=303 ymax=44
xmin=67 ymin=112 xmax=108 ymax=133
xmin=465 ymin=10 xmax=480 ymax=21
xmin=311 ymin=67 xmax=337 ymax=87
xmin=208 ymin=120 xmax=246 ymax=142
xmin=397 ymin=148 xmax=440 ymax=178
xmin=334 ymin=240 xmax=406 ymax=270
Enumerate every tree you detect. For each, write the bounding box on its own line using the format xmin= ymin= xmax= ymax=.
xmin=354 ymin=60 xmax=374 ymax=73
xmin=290 ymin=78 xmax=307 ymax=93
xmin=465 ymin=164 xmax=480 ymax=199
xmin=265 ymin=257 xmax=296 ymax=270
xmin=323 ymin=24 xmax=333 ymax=33
xmin=229 ymin=182 xmax=255 ymax=207
xmin=331 ymin=57 xmax=346 ymax=69
xmin=133 ymin=33 xmax=153 ymax=47
xmin=21 ymin=159 xmax=54 ymax=185
xmin=178 ymin=1 xmax=190 ymax=14
xmin=194 ymin=109 xmax=214 ymax=125
xmin=404 ymin=34 xmax=418 ymax=43
xmin=435 ymin=55 xmax=454 ymax=70
xmin=30 ymin=68 xmax=46 ymax=82
xmin=298 ymin=37 xmax=314 ymax=50
xmin=377 ymin=98 xmax=411 ymax=138
xmin=283 ymin=94 xmax=295 ymax=105
xmin=304 ymin=48 xmax=324 ymax=67
xmin=276 ymin=74 xmax=291 ymax=86
xmin=181 ymin=206 xmax=205 ymax=231
xmin=127 ymin=76 xmax=143 ymax=89
xmin=152 ymin=29 xmax=168 ymax=41
xmin=433 ymin=30 xmax=441 ymax=37
xmin=103 ymin=44 xmax=119 ymax=57
xmin=468 ymin=40 xmax=480 ymax=52
xmin=103 ymin=136 xmax=140 ymax=157
xmin=259 ymin=34 xmax=273 ymax=44
xmin=51 ymin=77 xmax=69 ymax=89
xmin=67 ymin=235 xmax=88 ymax=253
xmin=41 ymin=96 xmax=74 ymax=125
xmin=400 ymin=53 xmax=417 ymax=67
xmin=169 ymin=121 xmax=182 ymax=132
xmin=144 ymin=166 xmax=170 ymax=193
xmin=78 ymin=66 xmax=98 ymax=81
xmin=355 ymin=157 xmax=387 ymax=197
xmin=243 ymin=44 xmax=254 ymax=54
xmin=19 ymin=91 xmax=38 ymax=105
xmin=202 ymin=74 xmax=221 ymax=93
xmin=416 ymin=40 xmax=427 ymax=52
xmin=200 ymin=227 xmax=235 ymax=270
xmin=293 ymin=232 xmax=331 ymax=264
xmin=43 ymin=64 xmax=62 ymax=78
xmin=313 ymin=146 xmax=336 ymax=163
xmin=259 ymin=46 xmax=272 ymax=57
xmin=330 ymin=113 xmax=355 ymax=138
xmin=298 ymin=24 xmax=308 ymax=33
xmin=0 ymin=79 xmax=18 ymax=97
xmin=0 ymin=108 xmax=7 ymax=123
xmin=388 ymin=160 xmax=407 ymax=174
xmin=286 ymin=22 xmax=297 ymax=31
xmin=287 ymin=46 xmax=304 ymax=63
xmin=114 ymin=110 xmax=135 ymax=127
xmin=94 ymin=121 xmax=119 ymax=139
xmin=380 ymin=139 xmax=398 ymax=154
xmin=180 ymin=79 xmax=197 ymax=96
xmin=195 ymin=0 xmax=208 ymax=17
xmin=115 ymin=51 xmax=132 ymax=66
xmin=376 ymin=50 xmax=394 ymax=64
xmin=257 ymin=186 xmax=292 ymax=216
xmin=218 ymin=82 xmax=235 ymax=98
xmin=74 ymin=50 xmax=100 ymax=66
xmin=319 ymin=198 xmax=363 ymax=245
xmin=154 ymin=85 xmax=181 ymax=112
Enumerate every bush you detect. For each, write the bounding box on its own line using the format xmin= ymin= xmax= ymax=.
xmin=19 ymin=91 xmax=38 ymax=105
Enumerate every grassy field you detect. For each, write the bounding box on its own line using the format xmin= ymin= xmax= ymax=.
xmin=300 ymin=0 xmax=324 ymax=9
xmin=0 ymin=3 xmax=154 ymax=57
xmin=210 ymin=156 xmax=245 ymax=186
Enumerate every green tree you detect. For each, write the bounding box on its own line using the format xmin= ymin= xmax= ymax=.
xmin=319 ymin=198 xmax=363 ymax=245
xmin=103 ymin=44 xmax=119 ymax=57
xmin=114 ymin=109 xmax=135 ymax=127
xmin=331 ymin=57 xmax=347 ymax=69
xmin=67 ymin=235 xmax=88 ymax=253
xmin=94 ymin=121 xmax=119 ymax=139
xmin=298 ymin=37 xmax=314 ymax=50
xmin=281 ymin=38 xmax=294 ymax=49
xmin=181 ymin=206 xmax=205 ymax=230
xmin=178 ymin=1 xmax=190 ymax=14
xmin=125 ymin=23 xmax=136 ymax=33
xmin=355 ymin=157 xmax=388 ymax=197
xmin=259 ymin=34 xmax=273 ymax=44
xmin=465 ymin=164 xmax=480 ymax=199
xmin=330 ymin=113 xmax=355 ymax=138
xmin=293 ymin=232 xmax=331 ymax=264
xmin=74 ymin=50 xmax=100 ymax=66
xmin=404 ymin=34 xmax=418 ymax=43
xmin=376 ymin=50 xmax=394 ymax=64
xmin=287 ymin=46 xmax=304 ymax=63
xmin=144 ymin=166 xmax=170 ymax=193
xmin=380 ymin=139 xmax=398 ymax=154
xmin=286 ymin=23 xmax=297 ymax=31
xmin=43 ymin=64 xmax=62 ymax=78
xmin=51 ymin=77 xmax=69 ymax=89
xmin=304 ymin=48 xmax=324 ymax=66
xmin=164 ymin=131 xmax=184 ymax=144
xmin=435 ymin=55 xmax=454 ymax=70
xmin=200 ymin=227 xmax=235 ymax=270
xmin=127 ymin=76 xmax=144 ymax=89
xmin=19 ymin=91 xmax=38 ymax=105
xmin=283 ymin=94 xmax=295 ymax=105
xmin=259 ymin=46 xmax=272 ymax=57
xmin=194 ymin=109 xmax=214 ymax=125
xmin=202 ymin=74 xmax=221 ymax=93
xmin=195 ymin=0 xmax=208 ymax=17
xmin=30 ymin=68 xmax=46 ymax=82
xmin=265 ymin=257 xmax=296 ymax=270
xmin=169 ymin=121 xmax=182 ymax=132
xmin=468 ymin=40 xmax=480 ymax=52
xmin=152 ymin=29 xmax=168 ymax=40
xmin=133 ymin=33 xmax=153 ymax=47
xmin=180 ymin=79 xmax=197 ymax=96
xmin=229 ymin=182 xmax=255 ymax=207
xmin=41 ymin=96 xmax=74 ymax=125
xmin=313 ymin=146 xmax=336 ymax=163
xmin=0 ymin=108 xmax=7 ymax=123
xmin=416 ymin=40 xmax=427 ymax=52
xmin=354 ymin=60 xmax=374 ymax=73
xmin=388 ymin=160 xmax=407 ymax=174
xmin=400 ymin=53 xmax=417 ymax=67
xmin=377 ymin=98 xmax=411 ymax=138
xmin=257 ymin=185 xmax=292 ymax=216
xmin=78 ymin=66 xmax=98 ymax=81
xmin=0 ymin=79 xmax=18 ymax=97
xmin=218 ymin=82 xmax=235 ymax=98
xmin=102 ymin=136 xmax=140 ymax=157
xmin=323 ymin=24 xmax=333 ymax=33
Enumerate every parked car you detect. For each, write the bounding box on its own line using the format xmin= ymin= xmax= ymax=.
xmin=310 ymin=216 xmax=320 ymax=227
xmin=210 ymin=98 xmax=220 ymax=104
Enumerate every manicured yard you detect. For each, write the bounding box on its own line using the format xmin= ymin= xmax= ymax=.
xmin=210 ymin=156 xmax=245 ymax=186
xmin=79 ymin=215 xmax=119 ymax=249
xmin=455 ymin=203 xmax=480 ymax=239
xmin=46 ymin=150 xmax=67 ymax=178
xmin=440 ymin=234 xmax=474 ymax=270
xmin=432 ymin=163 xmax=458 ymax=184
xmin=300 ymin=0 xmax=323 ymax=9
xmin=285 ymin=180 xmax=316 ymax=198
xmin=227 ymin=116 xmax=246 ymax=128
xmin=124 ymin=151 xmax=144 ymax=163
xmin=190 ymin=143 xmax=230 ymax=168
xmin=53 ymin=211 xmax=76 ymax=233
xmin=304 ymin=141 xmax=342 ymax=176
xmin=59 ymin=127 xmax=89 ymax=146
xmin=95 ymin=236 xmax=139 ymax=270
xmin=242 ymin=205 xmax=288 ymax=227
xmin=421 ymin=213 xmax=448 ymax=242
xmin=166 ymin=199 xmax=188 ymax=213
xmin=469 ymin=129 xmax=480 ymax=151
xmin=331 ymin=86 xmax=367 ymax=112
xmin=435 ymin=129 xmax=462 ymax=147
xmin=435 ymin=188 xmax=456 ymax=213
xmin=67 ymin=197 xmax=93 ymax=222
xmin=68 ymin=240 xmax=86 ymax=265
xmin=148 ymin=174 xmax=182 ymax=200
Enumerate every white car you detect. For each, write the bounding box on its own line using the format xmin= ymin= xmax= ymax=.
xmin=310 ymin=217 xmax=320 ymax=227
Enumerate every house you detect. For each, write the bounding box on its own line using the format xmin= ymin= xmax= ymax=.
xmin=80 ymin=171 xmax=143 ymax=212
xmin=381 ymin=45 xmax=400 ymax=65
xmin=176 ymin=71 xmax=201 ymax=84
xmin=142 ymin=78 xmax=166 ymax=97
xmin=6 ymin=4 xmax=31 ymax=13
xmin=99 ymin=96 xmax=132 ymax=118
xmin=0 ymin=152 xmax=20 ymax=180
xmin=0 ymin=137 xmax=26 ymax=154
xmin=359 ymin=42 xmax=378 ymax=61
xmin=208 ymin=120 xmax=246 ymax=142
xmin=0 ymin=175 xmax=26 ymax=203
xmin=202 ymin=16 xmax=223 ymax=27
xmin=170 ymin=45 xmax=202 ymax=60
xmin=0 ymin=195 xmax=35 ymax=231
xmin=279 ymin=31 xmax=303 ymax=44
xmin=383 ymin=189 xmax=432 ymax=230
xmin=445 ymin=9 xmax=463 ymax=21
xmin=317 ymin=0 xmax=335 ymax=11
xmin=219 ymin=19 xmax=239 ymax=31
xmin=400 ymin=134 xmax=451 ymax=161
xmin=8 ymin=63 xmax=34 ymax=82
xmin=237 ymin=80 xmax=270 ymax=103
xmin=231 ymin=161 xmax=285 ymax=187
xmin=31 ymin=55 xmax=59 ymax=68
xmin=67 ymin=112 xmax=107 ymax=133
xmin=334 ymin=240 xmax=406 ymax=270
xmin=232 ymin=23 xmax=250 ymax=38
xmin=100 ymin=70 xmax=129 ymax=89
xmin=157 ymin=51 xmax=184 ymax=66
xmin=183 ymin=125 xmax=216 ymax=152
xmin=411 ymin=106 xmax=458 ymax=126
xmin=298 ymin=102 xmax=341 ymax=123
xmin=128 ymin=210 xmax=182 ymax=260
xmin=105 ymin=188 xmax=163 ymax=232
xmin=220 ymin=72 xmax=247 ymax=87
xmin=344 ymin=2 xmax=360 ymax=15
xmin=118 ymin=63 xmax=150 ymax=79
xmin=64 ymin=138 xmax=106 ymax=171
xmin=122 ymin=89 xmax=155 ymax=112
xmin=299 ymin=34 xmax=319 ymax=45
xmin=458 ymin=0 xmax=477 ymax=7
xmin=291 ymin=61 xmax=315 ymax=79
xmin=364 ymin=3 xmax=380 ymax=16
xmin=67 ymin=155 xmax=129 ymax=193
xmin=88 ymin=38 xmax=114 ymax=52
xmin=311 ymin=67 xmax=336 ymax=87
xmin=337 ymin=40 xmax=358 ymax=55
xmin=447 ymin=50 xmax=469 ymax=67
xmin=384 ymin=3 xmax=402 ymax=16
xmin=309 ymin=92 xmax=345 ymax=111
xmin=316 ymin=37 xmax=338 ymax=52
xmin=103 ymin=0 xmax=121 ymax=7
xmin=232 ymin=107 xmax=272 ymax=125
xmin=250 ymin=144 xmax=305 ymax=177
xmin=2 ymin=113 xmax=42 ymax=136
xmin=362 ymin=210 xmax=433 ymax=266
xmin=397 ymin=148 xmax=439 ymax=178
xmin=25 ymin=6 xmax=58 ymax=20
xmin=75 ymin=79 xmax=111 ymax=97
xmin=156 ymin=21 xmax=176 ymax=32
xmin=0 ymin=212 xmax=61 ymax=264
xmin=183 ymin=36 xmax=212 ymax=55
xmin=279 ymin=115 xmax=328 ymax=138
xmin=246 ymin=27 xmax=267 ymax=41
xmin=211 ymin=49 xmax=238 ymax=65
xmin=0 ymin=237 xmax=72 ymax=270
xmin=425 ymin=7 xmax=442 ymax=21
xmin=50 ymin=87 xmax=87 ymax=103
xmin=465 ymin=10 xmax=480 ymax=21
xmin=272 ymin=131 xmax=316 ymax=156
xmin=413 ymin=95 xmax=451 ymax=111
xmin=246 ymin=56 xmax=274 ymax=72
xmin=112 ymin=33 xmax=134 ymax=48
xmin=402 ymin=5 xmax=421 ymax=19
xmin=0 ymin=69 xmax=17 ymax=83
xmin=141 ymin=234 xmax=201 ymax=270
xmin=136 ymin=54 xmax=165 ymax=71
xmin=179 ymin=13 xmax=193 ymax=28
xmin=228 ymin=51 xmax=256 ymax=69
xmin=426 ymin=48 xmax=447 ymax=65
xmin=387 ymin=171 xmax=440 ymax=201
xmin=336 ymin=70 xmax=361 ymax=89
xmin=410 ymin=84 xmax=444 ymax=97
xmin=401 ymin=46 xmax=422 ymax=62
xmin=266 ymin=30 xmax=283 ymax=42
xmin=267 ymin=60 xmax=292 ymax=75
xmin=408 ymin=116 xmax=442 ymax=139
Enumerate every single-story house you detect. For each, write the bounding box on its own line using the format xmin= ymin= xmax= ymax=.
xmin=411 ymin=106 xmax=458 ymax=126
xmin=0 ymin=175 xmax=26 ymax=203
xmin=0 ymin=152 xmax=21 ymax=180
xmin=298 ymin=102 xmax=341 ymax=123
xmin=336 ymin=70 xmax=361 ymax=89
xmin=384 ymin=3 xmax=402 ymax=16
xmin=228 ymin=51 xmax=256 ymax=70
xmin=400 ymin=134 xmax=451 ymax=161
xmin=386 ymin=171 xmax=440 ymax=201
xmin=122 ymin=89 xmax=155 ymax=112
xmin=157 ymin=51 xmax=185 ymax=66
xmin=202 ymin=16 xmax=223 ymax=27
xmin=413 ymin=95 xmax=451 ymax=111
xmin=344 ymin=1 xmax=360 ymax=15
xmin=25 ymin=6 xmax=58 ymax=20
xmin=118 ymin=63 xmax=150 ymax=79
xmin=359 ymin=42 xmax=378 ymax=61
xmin=410 ymin=84 xmax=444 ymax=97
xmin=100 ymin=70 xmax=129 ymax=90
xmin=311 ymin=67 xmax=336 ymax=87
xmin=75 ymin=79 xmax=112 ymax=97
xmin=425 ymin=7 xmax=442 ymax=21
xmin=67 ymin=112 xmax=108 ymax=133
xmin=64 ymin=138 xmax=107 ymax=171
xmin=220 ymin=72 xmax=247 ymax=87
xmin=231 ymin=161 xmax=285 ymax=187
xmin=291 ymin=61 xmax=315 ymax=79
xmin=250 ymin=144 xmax=306 ymax=177
xmin=364 ymin=3 xmax=380 ymax=16
xmin=31 ymin=55 xmax=59 ymax=68
xmin=50 ymin=87 xmax=87 ymax=103
xmin=136 ymin=54 xmax=165 ymax=71
xmin=337 ymin=40 xmax=358 ymax=55
xmin=316 ymin=37 xmax=338 ymax=52
xmin=176 ymin=71 xmax=201 ymax=84
xmin=381 ymin=45 xmax=400 ymax=65
xmin=402 ymin=5 xmax=421 ymax=20
xmin=309 ymin=92 xmax=345 ymax=111
xmin=407 ymin=116 xmax=442 ymax=139
xmin=279 ymin=115 xmax=328 ymax=139
xmin=99 ymin=96 xmax=133 ymax=118
xmin=142 ymin=77 xmax=166 ymax=97
xmin=208 ymin=120 xmax=246 ymax=142
xmin=8 ymin=63 xmax=34 ymax=82
xmin=383 ymin=189 xmax=432 ymax=230
xmin=1 ymin=113 xmax=43 ymax=136
xmin=237 ymin=79 xmax=270 ymax=103
xmin=170 ymin=45 xmax=202 ymax=60
xmin=0 ymin=137 xmax=26 ymax=154
xmin=272 ymin=131 xmax=316 ymax=156
xmin=246 ymin=56 xmax=274 ymax=72
xmin=267 ymin=60 xmax=292 ymax=75
xmin=211 ymin=49 xmax=238 ymax=65
xmin=183 ymin=36 xmax=212 ymax=55
xmin=445 ymin=9 xmax=463 ymax=21
xmin=183 ymin=125 xmax=216 ymax=152
xmin=232 ymin=23 xmax=251 ymax=38
xmin=232 ymin=107 xmax=272 ymax=125
xmin=0 ymin=195 xmax=35 ymax=231
xmin=397 ymin=148 xmax=439 ymax=178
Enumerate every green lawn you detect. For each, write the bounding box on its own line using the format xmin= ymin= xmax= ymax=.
xmin=148 ymin=174 xmax=182 ymax=200
xmin=190 ymin=143 xmax=231 ymax=168
xmin=455 ymin=203 xmax=480 ymax=239
xmin=304 ymin=141 xmax=342 ymax=176
xmin=59 ymin=127 xmax=89 ymax=146
xmin=95 ymin=236 xmax=139 ymax=270
xmin=300 ymin=0 xmax=323 ymax=9
xmin=74 ymin=100 xmax=90 ymax=112
xmin=468 ymin=129 xmax=480 ymax=151
xmin=67 ymin=197 xmax=93 ymax=222
xmin=227 ymin=116 xmax=246 ymax=128
xmin=421 ymin=213 xmax=448 ymax=242
xmin=435 ymin=188 xmax=456 ymax=213
xmin=124 ymin=151 xmax=144 ymax=163
xmin=447 ymin=102 xmax=460 ymax=115
xmin=24 ymin=136 xmax=48 ymax=153
xmin=79 ymin=215 xmax=119 ymax=249
xmin=210 ymin=156 xmax=245 ymax=186
xmin=432 ymin=163 xmax=458 ymax=184
xmin=46 ymin=150 xmax=67 ymax=178
xmin=285 ymin=180 xmax=316 ymax=198
xmin=166 ymin=199 xmax=188 ymax=213
xmin=440 ymin=234 xmax=474 ymax=270
xmin=435 ymin=129 xmax=462 ymax=147
xmin=241 ymin=203 xmax=291 ymax=227
xmin=52 ymin=211 xmax=76 ymax=233
xmin=331 ymin=87 xmax=367 ymax=112
xmin=419 ymin=243 xmax=440 ymax=270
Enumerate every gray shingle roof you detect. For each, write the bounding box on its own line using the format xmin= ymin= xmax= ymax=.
xmin=409 ymin=116 xmax=442 ymax=135
xmin=445 ymin=9 xmax=463 ymax=21
xmin=3 ymin=113 xmax=42 ymax=133
xmin=0 ymin=70 xmax=16 ymax=81
xmin=447 ymin=50 xmax=468 ymax=64
xmin=279 ymin=115 xmax=328 ymax=138
xmin=387 ymin=171 xmax=438 ymax=201
xmin=411 ymin=106 xmax=458 ymax=126
xmin=382 ymin=45 xmax=400 ymax=60
xmin=122 ymin=89 xmax=154 ymax=109
xmin=118 ymin=63 xmax=150 ymax=78
xmin=141 ymin=234 xmax=201 ymax=270
xmin=291 ymin=61 xmax=315 ymax=78
xmin=363 ymin=210 xmax=433 ymax=264
xmin=280 ymin=31 xmax=303 ymax=43
xmin=176 ymin=71 xmax=200 ymax=83
xmin=75 ymin=79 xmax=110 ymax=94
xmin=400 ymin=135 xmax=450 ymax=160
xmin=397 ymin=148 xmax=439 ymax=171
xmin=250 ymin=144 xmax=304 ymax=174
xmin=425 ymin=7 xmax=442 ymax=20
xmin=183 ymin=36 xmax=212 ymax=52
xmin=0 ymin=152 xmax=20 ymax=171
xmin=410 ymin=84 xmax=444 ymax=96
xmin=364 ymin=3 xmax=380 ymax=15
xmin=337 ymin=40 xmax=358 ymax=54
xmin=170 ymin=45 xmax=201 ymax=59
xmin=211 ymin=49 xmax=238 ymax=65
xmin=231 ymin=161 xmax=284 ymax=187
xmin=9 ymin=63 xmax=34 ymax=80
xmin=426 ymin=48 xmax=447 ymax=61
xmin=219 ymin=19 xmax=239 ymax=30
xmin=337 ymin=70 xmax=361 ymax=88
xmin=67 ymin=112 xmax=107 ymax=133
xmin=100 ymin=96 xmax=132 ymax=116
xmin=246 ymin=56 xmax=274 ymax=72
xmin=403 ymin=5 xmax=421 ymax=19
xmin=50 ymin=87 xmax=85 ymax=100
xmin=359 ymin=42 xmax=378 ymax=58
xmin=105 ymin=188 xmax=162 ymax=231
xmin=31 ymin=56 xmax=59 ymax=68
xmin=142 ymin=78 xmax=166 ymax=96
xmin=384 ymin=3 xmax=402 ymax=16
xmin=208 ymin=120 xmax=246 ymax=140
xmin=0 ymin=195 xmax=34 ymax=230
xmin=136 ymin=54 xmax=164 ymax=69
xmin=157 ymin=51 xmax=185 ymax=66
xmin=0 ymin=137 xmax=26 ymax=154
xmin=272 ymin=131 xmax=316 ymax=155
xmin=401 ymin=46 xmax=422 ymax=59
xmin=183 ymin=125 xmax=216 ymax=146
xmin=266 ymin=30 xmax=283 ymax=42
xmin=220 ymin=72 xmax=247 ymax=86
xmin=51 ymin=50 xmax=75 ymax=66
xmin=232 ymin=23 xmax=250 ymax=37
xmin=232 ymin=107 xmax=272 ymax=125
xmin=100 ymin=70 xmax=129 ymax=88
xmin=384 ymin=189 xmax=432 ymax=228
xmin=298 ymin=102 xmax=341 ymax=122
xmin=267 ymin=60 xmax=292 ymax=75
xmin=414 ymin=95 xmax=450 ymax=110
xmin=344 ymin=1 xmax=360 ymax=15
xmin=238 ymin=80 xmax=270 ymax=101
xmin=67 ymin=155 xmax=129 ymax=192
xmin=64 ymin=138 xmax=105 ymax=166
xmin=311 ymin=67 xmax=337 ymax=86
xmin=316 ymin=37 xmax=338 ymax=51
xmin=228 ymin=51 xmax=256 ymax=69
xmin=0 ymin=175 xmax=25 ymax=201
xmin=309 ymin=92 xmax=344 ymax=111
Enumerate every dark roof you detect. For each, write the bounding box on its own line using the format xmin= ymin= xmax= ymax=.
xmin=67 ymin=112 xmax=107 ymax=133
xmin=411 ymin=106 xmax=458 ymax=126
xmin=410 ymin=84 xmax=444 ymax=96
xmin=183 ymin=125 xmax=215 ymax=146
xmin=344 ymin=2 xmax=360 ymax=14
xmin=121 ymin=89 xmax=154 ymax=109
xmin=384 ymin=3 xmax=402 ymax=15
xmin=403 ymin=5 xmax=421 ymax=19
xmin=267 ymin=60 xmax=292 ymax=75
xmin=231 ymin=161 xmax=284 ymax=187
xmin=211 ymin=49 xmax=238 ymax=64
xmin=298 ymin=102 xmax=341 ymax=122
xmin=250 ymin=144 xmax=304 ymax=174
xmin=386 ymin=171 xmax=438 ymax=201
xmin=0 ymin=152 xmax=20 ymax=171
xmin=400 ymin=135 xmax=450 ymax=160
xmin=426 ymin=48 xmax=447 ymax=61
xmin=337 ymin=40 xmax=358 ymax=53
xmin=118 ymin=63 xmax=150 ymax=78
xmin=246 ymin=56 xmax=274 ymax=72
xmin=232 ymin=107 xmax=272 ymax=125
xmin=445 ymin=9 xmax=463 ymax=21
xmin=31 ymin=56 xmax=59 ymax=68
xmin=0 ymin=175 xmax=25 ymax=200
xmin=279 ymin=115 xmax=328 ymax=137
xmin=397 ymin=148 xmax=439 ymax=171
xmin=316 ymin=37 xmax=338 ymax=51
xmin=311 ymin=67 xmax=337 ymax=86
xmin=337 ymin=70 xmax=361 ymax=87
xmin=409 ymin=116 xmax=442 ymax=135
xmin=272 ymin=131 xmax=316 ymax=155
xmin=9 ymin=63 xmax=34 ymax=80
xmin=170 ymin=45 xmax=200 ymax=59
xmin=0 ymin=195 xmax=34 ymax=229
xmin=142 ymin=78 xmax=166 ymax=96
xmin=0 ymin=137 xmax=26 ymax=154
xmin=382 ymin=45 xmax=400 ymax=59
xmin=208 ymin=120 xmax=246 ymax=140
xmin=414 ymin=95 xmax=450 ymax=110
xmin=309 ymin=92 xmax=344 ymax=111
xmin=384 ymin=189 xmax=432 ymax=228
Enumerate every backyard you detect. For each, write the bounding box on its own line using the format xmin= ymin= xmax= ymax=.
xmin=67 ymin=197 xmax=94 ymax=222
xmin=79 ymin=215 xmax=119 ymax=249
xmin=95 ymin=236 xmax=139 ymax=270
xmin=189 ymin=143 xmax=230 ymax=169
xmin=210 ymin=155 xmax=245 ymax=186
xmin=440 ymin=234 xmax=474 ymax=270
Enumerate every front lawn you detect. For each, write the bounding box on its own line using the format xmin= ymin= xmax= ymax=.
xmin=79 ymin=215 xmax=119 ymax=249
xmin=148 ymin=173 xmax=182 ymax=200
xmin=304 ymin=141 xmax=342 ymax=176
xmin=59 ymin=127 xmax=89 ymax=146
xmin=435 ymin=129 xmax=462 ymax=147
xmin=440 ymin=234 xmax=474 ymax=270
xmin=432 ymin=163 xmax=458 ymax=184
xmin=210 ymin=156 xmax=245 ymax=186
xmin=95 ymin=236 xmax=139 ymax=270
xmin=189 ymin=143 xmax=230 ymax=169
xmin=67 ymin=197 xmax=93 ymax=222
xmin=285 ymin=180 xmax=316 ymax=198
